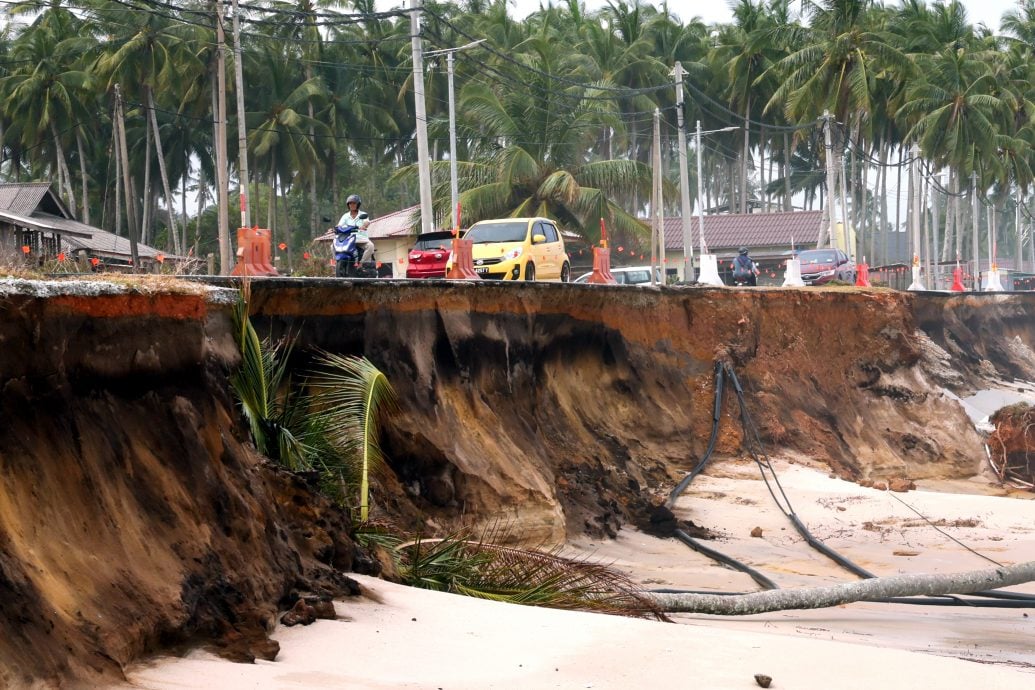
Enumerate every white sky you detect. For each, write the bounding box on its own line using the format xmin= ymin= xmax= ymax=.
xmin=504 ymin=0 xmax=1019 ymax=31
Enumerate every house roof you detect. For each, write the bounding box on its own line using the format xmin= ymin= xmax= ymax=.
xmin=0 ymin=183 xmax=172 ymax=261
xmin=62 ymin=224 xmax=165 ymax=260
xmin=661 ymin=210 xmax=823 ymax=253
xmin=0 ymin=182 xmax=54 ymax=215
xmin=317 ymin=205 xmax=420 ymax=243
xmin=0 ymin=209 xmax=94 ymax=238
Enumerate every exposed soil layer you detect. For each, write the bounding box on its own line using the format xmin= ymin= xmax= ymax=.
xmin=0 ymin=284 xmax=361 ymax=688
xmin=4 ymin=278 xmax=1034 ymax=686
xmin=241 ymin=280 xmax=1035 ymax=544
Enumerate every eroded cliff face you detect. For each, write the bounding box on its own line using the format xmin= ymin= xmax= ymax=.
xmin=4 ymin=277 xmax=1033 ymax=686
xmin=0 ymin=280 xmax=358 ymax=688
xmin=243 ymin=280 xmax=1031 ymax=544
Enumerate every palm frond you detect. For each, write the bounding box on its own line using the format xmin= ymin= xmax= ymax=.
xmin=397 ymin=531 xmax=668 ymax=621
xmin=307 ymin=351 xmax=397 ymax=521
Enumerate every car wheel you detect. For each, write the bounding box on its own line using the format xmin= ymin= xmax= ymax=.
xmin=560 ymin=261 xmax=570 ymax=283
xmin=524 ymin=262 xmax=536 ymax=281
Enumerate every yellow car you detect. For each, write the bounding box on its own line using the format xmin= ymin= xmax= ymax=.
xmin=451 ymin=217 xmax=571 ymax=281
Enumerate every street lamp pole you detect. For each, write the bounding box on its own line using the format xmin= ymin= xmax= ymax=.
xmin=674 ymin=62 xmax=694 ymax=282
xmin=425 ymin=39 xmax=485 ymax=229
xmin=410 ymin=0 xmax=433 ymax=233
xmin=696 ymin=120 xmax=706 ymax=258
xmin=695 ymin=121 xmax=736 ymax=285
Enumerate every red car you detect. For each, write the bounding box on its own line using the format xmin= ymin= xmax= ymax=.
xmin=797 ymin=248 xmax=857 ymax=285
xmin=406 ymin=231 xmax=455 ymax=279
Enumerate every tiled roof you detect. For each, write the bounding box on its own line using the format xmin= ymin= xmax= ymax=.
xmin=62 ymin=224 xmax=167 ymax=260
xmin=0 ymin=209 xmax=93 ymax=238
xmin=0 ymin=182 xmax=52 ymax=215
xmin=365 ymin=206 xmax=420 ymax=239
xmin=661 ymin=211 xmax=823 ymax=253
xmin=317 ymin=205 xmax=420 ymax=242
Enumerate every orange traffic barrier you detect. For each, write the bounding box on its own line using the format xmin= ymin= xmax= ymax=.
xmin=587 ymin=246 xmax=617 ymax=284
xmin=231 ymin=227 xmax=279 ymax=276
xmin=951 ymin=265 xmax=966 ymax=292
xmin=855 ymin=259 xmax=871 ymax=287
xmin=446 ymin=238 xmax=479 ymax=280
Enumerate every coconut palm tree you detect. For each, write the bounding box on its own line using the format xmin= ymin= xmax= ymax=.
xmin=0 ymin=5 xmax=90 ymax=212
xmin=89 ymin=1 xmax=207 ymax=255
xmin=412 ymin=35 xmax=653 ymax=244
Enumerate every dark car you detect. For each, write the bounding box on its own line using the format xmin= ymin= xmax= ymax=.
xmin=797 ymin=248 xmax=856 ymax=285
xmin=406 ymin=231 xmax=455 ymax=279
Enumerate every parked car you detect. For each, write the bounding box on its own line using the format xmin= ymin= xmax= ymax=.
xmin=447 ymin=217 xmax=571 ymax=281
xmin=796 ymin=248 xmax=856 ymax=285
xmin=573 ymin=265 xmax=662 ymax=285
xmin=406 ymin=230 xmax=455 ymax=279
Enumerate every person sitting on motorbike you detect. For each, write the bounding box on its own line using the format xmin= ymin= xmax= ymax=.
xmin=337 ymin=194 xmax=375 ymax=264
xmin=732 ymin=246 xmax=759 ymax=286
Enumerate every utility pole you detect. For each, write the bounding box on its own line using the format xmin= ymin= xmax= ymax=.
xmin=425 ymin=39 xmax=485 ymax=230
xmin=907 ymin=143 xmax=924 ymax=290
xmin=673 ymin=62 xmax=694 ymax=282
xmin=447 ymin=50 xmax=458 ymax=225
xmin=651 ymin=108 xmax=661 ymax=285
xmin=410 ymin=0 xmax=433 ymax=233
xmin=822 ymin=111 xmax=837 ymax=248
xmin=972 ymin=170 xmax=980 ymax=290
xmin=215 ymin=0 xmax=231 ymax=274
xmin=232 ymin=0 xmax=250 ymax=230
xmin=114 ymin=84 xmax=138 ymax=268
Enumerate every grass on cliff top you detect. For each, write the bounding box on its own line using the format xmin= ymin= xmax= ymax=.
xmin=1 ymin=264 xmax=214 ymax=296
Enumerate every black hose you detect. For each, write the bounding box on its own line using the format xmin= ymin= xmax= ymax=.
xmin=666 ymin=361 xmax=724 ymax=507
xmin=661 ymin=360 xmax=1035 ymax=608
xmin=673 ymin=528 xmax=779 ymax=591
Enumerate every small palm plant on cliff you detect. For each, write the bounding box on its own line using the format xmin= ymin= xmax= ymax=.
xmin=230 ymin=297 xmax=395 ymax=520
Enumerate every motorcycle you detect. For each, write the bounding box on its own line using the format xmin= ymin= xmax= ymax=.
xmin=333 ymin=213 xmax=378 ymax=278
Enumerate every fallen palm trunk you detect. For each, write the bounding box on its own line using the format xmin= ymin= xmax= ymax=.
xmin=651 ymin=561 xmax=1035 ymax=615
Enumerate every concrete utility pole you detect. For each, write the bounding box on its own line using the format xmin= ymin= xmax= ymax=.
xmin=651 ymin=108 xmax=661 ymax=285
xmin=696 ymin=120 xmax=706 ymax=256
xmin=972 ymin=170 xmax=980 ymax=290
xmin=215 ymin=1 xmax=231 ymax=274
xmin=673 ymin=62 xmax=694 ymax=282
xmin=232 ymin=0 xmax=250 ymax=229
xmin=822 ymin=110 xmax=837 ymax=248
xmin=425 ymin=39 xmax=485 ymax=230
xmin=410 ymin=0 xmax=434 ymax=233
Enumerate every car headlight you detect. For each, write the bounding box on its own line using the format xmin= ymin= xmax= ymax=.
xmin=819 ymin=269 xmax=835 ymax=277
xmin=503 ymin=247 xmax=523 ymax=261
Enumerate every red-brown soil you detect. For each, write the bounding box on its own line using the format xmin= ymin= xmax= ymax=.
xmin=2 ymin=277 xmax=1034 ymax=686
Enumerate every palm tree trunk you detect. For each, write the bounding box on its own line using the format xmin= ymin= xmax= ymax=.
xmin=740 ymin=100 xmax=750 ymax=214
xmin=76 ymin=127 xmax=89 ymax=224
xmin=50 ymin=121 xmax=77 ymax=214
xmin=143 ymin=122 xmax=152 ymax=246
xmin=147 ymin=87 xmax=182 ymax=255
xmin=652 ymin=561 xmax=1035 ymax=615
xmin=783 ymin=132 xmax=791 ymax=211
xmin=194 ymin=168 xmax=206 ymax=257
xmin=759 ymin=126 xmax=766 ymax=213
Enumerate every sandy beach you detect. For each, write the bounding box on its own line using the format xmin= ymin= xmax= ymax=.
xmin=120 ymin=456 xmax=1035 ymax=689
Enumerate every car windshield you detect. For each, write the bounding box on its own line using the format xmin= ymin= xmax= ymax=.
xmin=465 ymin=221 xmax=528 ymax=243
xmin=798 ymin=250 xmax=837 ymax=265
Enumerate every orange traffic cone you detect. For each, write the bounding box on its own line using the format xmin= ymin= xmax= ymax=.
xmin=951 ymin=264 xmax=966 ymax=292
xmin=855 ymin=257 xmax=871 ymax=287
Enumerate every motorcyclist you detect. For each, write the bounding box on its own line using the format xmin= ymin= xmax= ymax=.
xmin=336 ymin=194 xmax=375 ymax=264
xmin=732 ymin=246 xmax=759 ymax=286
